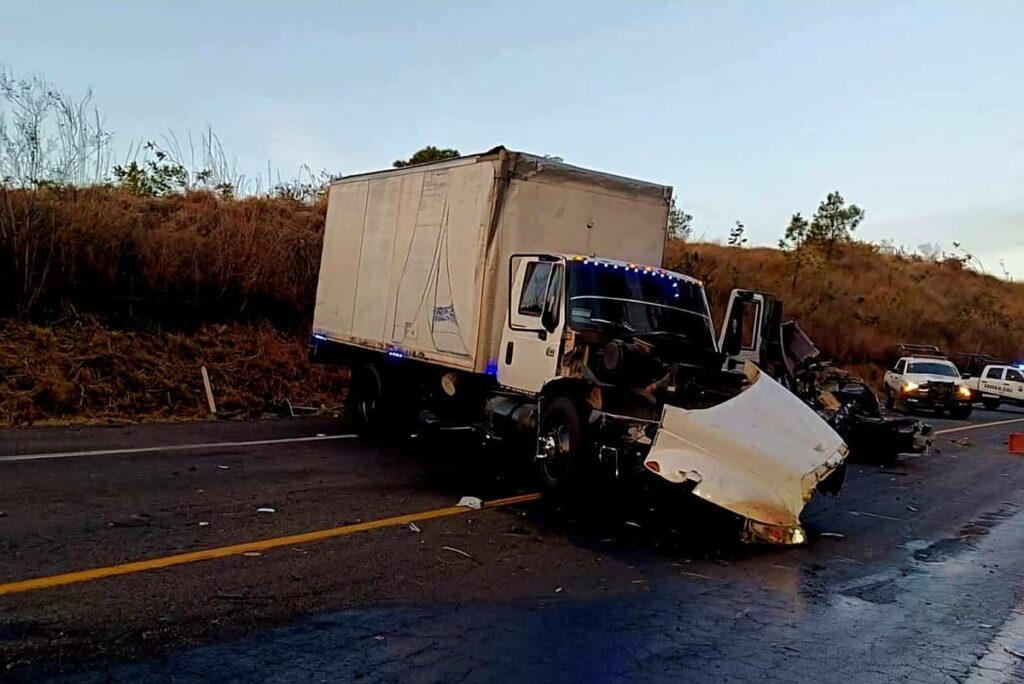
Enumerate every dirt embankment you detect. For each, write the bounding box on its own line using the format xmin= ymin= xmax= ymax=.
xmin=667 ymin=242 xmax=1024 ymax=373
xmin=2 ymin=186 xmax=1021 ymax=425
xmin=0 ymin=317 xmax=345 ymax=427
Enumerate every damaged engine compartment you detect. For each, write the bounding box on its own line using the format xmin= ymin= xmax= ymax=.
xmin=548 ymin=318 xmax=850 ymax=545
xmin=774 ymin=320 xmax=933 ymax=462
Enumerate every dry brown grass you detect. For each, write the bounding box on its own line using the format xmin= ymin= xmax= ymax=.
xmin=0 ymin=186 xmax=325 ymax=323
xmin=0 ymin=316 xmax=345 ymax=427
xmin=666 ymin=241 xmax=1024 ymax=364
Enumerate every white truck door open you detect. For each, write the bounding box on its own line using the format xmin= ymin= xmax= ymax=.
xmin=498 ymin=256 xmax=566 ymax=394
xmin=718 ymin=290 xmax=767 ymax=372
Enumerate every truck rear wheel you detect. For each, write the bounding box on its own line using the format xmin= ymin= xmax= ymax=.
xmin=348 ymin=364 xmax=385 ymax=432
xmin=537 ymin=398 xmax=588 ymax=491
xmin=982 ymin=397 xmax=1001 ymax=411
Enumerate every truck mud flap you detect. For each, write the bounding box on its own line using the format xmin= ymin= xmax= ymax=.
xmin=645 ymin=363 xmax=848 ymax=545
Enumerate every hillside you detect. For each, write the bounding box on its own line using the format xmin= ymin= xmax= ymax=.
xmin=2 ymin=186 xmax=1021 ymax=425
xmin=666 ymin=241 xmax=1024 ymax=368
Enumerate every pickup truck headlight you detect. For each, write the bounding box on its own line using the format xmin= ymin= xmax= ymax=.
xmin=957 ymin=385 xmax=972 ymax=399
xmin=901 ymin=381 xmax=919 ymax=394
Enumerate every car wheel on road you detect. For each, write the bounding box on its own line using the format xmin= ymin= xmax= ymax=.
xmin=982 ymin=397 xmax=1001 ymax=411
xmin=537 ymin=397 xmax=588 ymax=492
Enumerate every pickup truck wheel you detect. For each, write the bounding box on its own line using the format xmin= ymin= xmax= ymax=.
xmin=884 ymin=389 xmax=894 ymax=411
xmin=982 ymin=397 xmax=1001 ymax=411
xmin=537 ymin=398 xmax=587 ymax=491
xmin=949 ymin=404 xmax=973 ymax=420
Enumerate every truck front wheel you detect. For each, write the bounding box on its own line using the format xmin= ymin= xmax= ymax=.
xmin=537 ymin=398 xmax=588 ymax=491
xmin=982 ymin=397 xmax=1001 ymax=411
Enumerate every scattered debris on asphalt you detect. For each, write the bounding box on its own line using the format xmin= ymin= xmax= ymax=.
xmin=774 ymin=644 xmax=801 ymax=654
xmin=907 ymin=505 xmax=919 ymax=512
xmin=217 ymin=465 xmax=229 ymax=470
xmin=374 ymin=635 xmax=386 ymax=642
xmin=212 ymin=594 xmax=270 ymax=602
xmin=849 ymin=510 xmax=903 ymax=521
xmin=951 ymin=437 xmax=974 ymax=447
xmin=441 ymin=546 xmax=475 ymax=561
xmin=107 ymin=514 xmax=151 ymax=528
xmin=819 ymin=532 xmax=846 ymax=539
xmin=256 ymin=507 xmax=276 ymax=514
xmin=457 ymin=496 xmax=482 ymax=510
xmin=1004 ymin=646 xmax=1024 ymax=659
xmin=408 ymin=522 xmax=421 ymax=533
xmin=555 ymin=587 xmax=563 ymax=593
xmin=680 ymin=571 xmax=715 ymax=580
xmin=624 ymin=521 xmax=642 ymax=529
xmin=242 ymin=551 xmax=262 ymax=557
xmin=198 ymin=521 xmax=210 ymax=527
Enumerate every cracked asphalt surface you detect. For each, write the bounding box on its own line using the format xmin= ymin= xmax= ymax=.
xmin=3 ymin=407 xmax=1024 ymax=682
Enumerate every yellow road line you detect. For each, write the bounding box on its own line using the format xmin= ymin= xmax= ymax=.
xmin=935 ymin=417 xmax=1024 ymax=436
xmin=0 ymin=493 xmax=542 ymax=597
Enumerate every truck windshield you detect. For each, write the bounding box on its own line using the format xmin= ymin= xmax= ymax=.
xmin=567 ymin=262 xmax=715 ymax=348
xmin=907 ymin=361 xmax=959 ymax=377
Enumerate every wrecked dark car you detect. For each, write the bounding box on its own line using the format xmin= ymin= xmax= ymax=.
xmin=720 ymin=290 xmax=933 ymax=462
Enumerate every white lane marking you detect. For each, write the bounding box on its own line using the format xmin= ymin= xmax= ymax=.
xmin=935 ymin=417 xmax=1024 ymax=436
xmin=0 ymin=434 xmax=359 ymax=464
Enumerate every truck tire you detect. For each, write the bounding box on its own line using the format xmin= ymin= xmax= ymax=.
xmin=949 ymin=404 xmax=973 ymax=420
xmin=348 ymin=364 xmax=385 ymax=432
xmin=884 ymin=389 xmax=895 ymax=411
xmin=537 ymin=397 xmax=588 ymax=492
xmin=982 ymin=397 xmax=1001 ymax=411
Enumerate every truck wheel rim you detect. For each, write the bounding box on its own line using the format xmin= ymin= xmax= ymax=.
xmin=541 ymin=425 xmax=572 ymax=478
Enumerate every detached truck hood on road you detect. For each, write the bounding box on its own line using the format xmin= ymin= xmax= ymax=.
xmin=645 ymin=363 xmax=848 ymax=544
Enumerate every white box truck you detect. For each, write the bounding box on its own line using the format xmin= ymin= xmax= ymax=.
xmin=310 ymin=147 xmax=848 ymax=544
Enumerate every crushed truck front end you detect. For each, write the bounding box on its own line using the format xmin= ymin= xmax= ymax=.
xmin=555 ymin=259 xmax=849 ymax=544
xmin=644 ymin=363 xmax=848 ymax=545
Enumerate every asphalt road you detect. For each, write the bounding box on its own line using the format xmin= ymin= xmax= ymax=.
xmin=3 ymin=406 xmax=1024 ymax=682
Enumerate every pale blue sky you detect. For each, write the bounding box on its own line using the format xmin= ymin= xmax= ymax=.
xmin=4 ymin=1 xmax=1023 ymax=274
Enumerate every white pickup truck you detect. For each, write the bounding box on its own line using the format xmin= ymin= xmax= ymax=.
xmin=963 ymin=365 xmax=1024 ymax=410
xmin=883 ymin=356 xmax=973 ymax=418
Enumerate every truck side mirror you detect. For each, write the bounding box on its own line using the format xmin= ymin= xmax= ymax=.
xmin=540 ymin=263 xmax=563 ymax=334
xmin=541 ymin=306 xmax=557 ymax=334
xmin=722 ymin=332 xmax=741 ymax=356
xmin=721 ymin=316 xmax=742 ymax=356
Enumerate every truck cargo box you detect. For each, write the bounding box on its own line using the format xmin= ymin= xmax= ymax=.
xmin=312 ymin=147 xmax=672 ymax=373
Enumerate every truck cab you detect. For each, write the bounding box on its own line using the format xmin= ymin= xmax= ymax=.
xmin=498 ymin=255 xmax=717 ymax=395
xmin=965 ymin=365 xmax=1024 ymax=410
